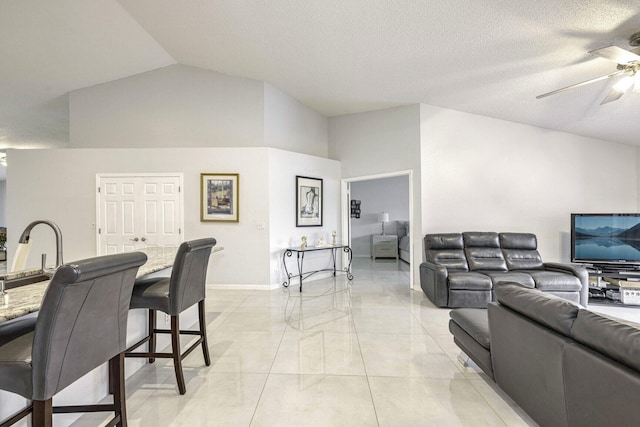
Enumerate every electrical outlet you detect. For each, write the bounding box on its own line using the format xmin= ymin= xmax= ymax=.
xmin=164 ymin=313 xmax=170 ymax=324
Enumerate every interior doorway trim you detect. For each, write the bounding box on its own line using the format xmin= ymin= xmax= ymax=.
xmin=341 ymin=170 xmax=414 ymax=289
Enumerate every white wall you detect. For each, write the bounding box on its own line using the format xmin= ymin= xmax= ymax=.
xmin=328 ymin=105 xmax=422 ymax=285
xmin=69 ymin=64 xmax=265 ymax=148
xmin=268 ymin=149 xmax=342 ymax=287
xmin=419 ymin=104 xmax=639 ymax=262
xmin=6 ymin=147 xmax=341 ymax=289
xmin=0 ymin=179 xmax=6 ymax=227
xmin=350 ymin=176 xmax=409 ymax=257
xmin=264 ymin=84 xmax=329 ymax=158
xmin=69 ymin=64 xmax=330 ymax=158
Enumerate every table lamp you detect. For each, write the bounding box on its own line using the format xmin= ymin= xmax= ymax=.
xmin=378 ymin=212 xmax=389 ymax=235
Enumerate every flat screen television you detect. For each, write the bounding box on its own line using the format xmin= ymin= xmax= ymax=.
xmin=571 ymin=213 xmax=640 ymax=266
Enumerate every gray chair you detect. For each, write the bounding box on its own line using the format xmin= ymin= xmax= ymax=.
xmin=0 ymin=252 xmax=147 ymax=427
xmin=125 ymin=238 xmax=216 ymax=395
xmin=0 ymin=311 xmax=38 ymax=347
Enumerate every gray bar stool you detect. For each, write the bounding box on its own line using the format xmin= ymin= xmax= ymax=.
xmin=0 ymin=251 xmax=147 ymax=427
xmin=125 ymin=238 xmax=216 ymax=395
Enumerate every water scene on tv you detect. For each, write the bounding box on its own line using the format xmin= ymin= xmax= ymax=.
xmin=574 ymin=215 xmax=640 ymax=261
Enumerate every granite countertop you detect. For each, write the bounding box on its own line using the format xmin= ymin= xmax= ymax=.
xmin=0 ymin=267 xmax=48 ymax=282
xmin=0 ymin=245 xmax=224 ymax=323
xmin=0 ymin=247 xmax=177 ymax=323
xmin=0 ymin=280 xmax=49 ymax=322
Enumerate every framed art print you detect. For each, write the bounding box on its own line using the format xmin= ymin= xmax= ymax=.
xmin=201 ymin=173 xmax=239 ymax=222
xmin=296 ymin=175 xmax=322 ymax=227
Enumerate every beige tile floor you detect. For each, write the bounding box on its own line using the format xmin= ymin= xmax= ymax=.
xmin=71 ymin=257 xmax=537 ymax=426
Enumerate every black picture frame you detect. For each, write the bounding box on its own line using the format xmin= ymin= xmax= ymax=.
xmin=296 ymin=176 xmax=323 ymax=227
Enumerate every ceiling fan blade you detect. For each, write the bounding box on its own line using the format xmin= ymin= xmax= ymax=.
xmin=600 ymin=88 xmax=625 ymax=104
xmin=589 ymin=45 xmax=640 ymax=64
xmin=536 ymin=69 xmax=628 ymax=99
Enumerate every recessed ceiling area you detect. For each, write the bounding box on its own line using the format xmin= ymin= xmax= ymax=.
xmin=1 ymin=0 xmax=640 ymax=150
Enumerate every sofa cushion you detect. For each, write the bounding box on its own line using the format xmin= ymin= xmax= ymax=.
xmin=449 ymin=308 xmax=490 ymax=349
xmin=448 ymin=272 xmax=492 ymax=290
xmin=481 ymin=271 xmax=535 ymax=288
xmin=429 ymin=250 xmax=469 ymax=271
xmin=499 ymin=233 xmax=544 ymax=270
xmin=570 ymin=310 xmax=640 ymax=373
xmin=425 ymin=233 xmax=464 ymax=249
xmin=463 ymin=231 xmax=500 ymax=248
xmin=526 ymin=271 xmax=582 ymax=292
xmin=465 ymin=247 xmax=508 ymax=271
xmin=424 ymin=233 xmax=469 ymax=271
xmin=499 ymin=232 xmax=537 ymax=250
xmin=494 ymin=283 xmax=580 ymax=336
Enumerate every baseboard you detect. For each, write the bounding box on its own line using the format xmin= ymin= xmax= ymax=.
xmin=206 ymin=283 xmax=273 ymax=291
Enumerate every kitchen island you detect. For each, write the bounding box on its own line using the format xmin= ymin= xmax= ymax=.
xmin=0 ymin=244 xmax=223 ymax=425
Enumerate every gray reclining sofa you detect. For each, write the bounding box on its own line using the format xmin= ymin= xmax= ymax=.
xmin=419 ymin=232 xmax=588 ymax=308
xmin=449 ymin=284 xmax=640 ymax=427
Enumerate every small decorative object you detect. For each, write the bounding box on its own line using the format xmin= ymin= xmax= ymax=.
xmin=301 ymin=236 xmax=308 ymax=249
xmin=201 ymin=173 xmax=239 ymax=222
xmin=317 ymin=236 xmax=328 ymax=247
xmin=350 ymin=200 xmax=361 ymax=218
xmin=332 ymin=230 xmax=336 ymax=245
xmin=0 ymin=230 xmax=6 ymax=251
xmin=296 ymin=176 xmax=323 ymax=227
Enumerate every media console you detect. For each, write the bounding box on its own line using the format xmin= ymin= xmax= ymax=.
xmin=583 ymin=263 xmax=640 ymax=308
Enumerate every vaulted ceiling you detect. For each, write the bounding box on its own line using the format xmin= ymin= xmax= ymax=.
xmin=1 ymin=0 xmax=639 ymax=157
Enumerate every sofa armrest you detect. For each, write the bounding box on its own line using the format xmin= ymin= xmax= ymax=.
xmin=543 ymin=262 xmax=589 ymax=306
xmin=419 ymin=261 xmax=449 ymax=307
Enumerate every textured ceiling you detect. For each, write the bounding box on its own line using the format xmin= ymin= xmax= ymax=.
xmin=1 ymin=0 xmax=640 ymax=161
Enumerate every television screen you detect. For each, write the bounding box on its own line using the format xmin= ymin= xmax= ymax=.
xmin=571 ymin=213 xmax=640 ymax=264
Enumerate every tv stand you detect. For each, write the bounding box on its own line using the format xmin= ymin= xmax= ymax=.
xmin=584 ymin=264 xmax=640 ymax=307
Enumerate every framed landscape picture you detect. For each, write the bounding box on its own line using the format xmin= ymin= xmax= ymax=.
xmin=296 ymin=175 xmax=323 ymax=227
xmin=201 ymin=173 xmax=239 ymax=222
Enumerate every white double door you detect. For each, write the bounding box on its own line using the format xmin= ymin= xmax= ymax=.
xmin=96 ymin=174 xmax=184 ymax=255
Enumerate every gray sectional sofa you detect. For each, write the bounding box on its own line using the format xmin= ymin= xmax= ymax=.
xmin=449 ymin=284 xmax=640 ymax=427
xmin=419 ymin=232 xmax=588 ymax=308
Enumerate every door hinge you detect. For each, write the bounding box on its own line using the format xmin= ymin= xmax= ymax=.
xmin=98 ymin=228 xmax=101 ymax=234
xmin=98 ymin=186 xmax=101 ymax=193
xmin=179 ymin=186 xmax=181 ymax=192
xmin=179 ymin=228 xmax=182 ymax=235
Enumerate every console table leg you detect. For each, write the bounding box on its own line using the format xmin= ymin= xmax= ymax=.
xmin=297 ymin=252 xmax=305 ymax=292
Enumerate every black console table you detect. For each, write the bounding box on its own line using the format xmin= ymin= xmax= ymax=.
xmin=282 ymin=245 xmax=353 ymax=291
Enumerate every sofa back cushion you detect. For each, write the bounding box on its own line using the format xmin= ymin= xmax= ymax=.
xmin=424 ymin=233 xmax=468 ymax=271
xmin=463 ymin=232 xmax=507 ymax=271
xmin=500 ymin=232 xmax=544 ymax=270
xmin=494 ymin=283 xmax=580 ymax=336
xmin=570 ymin=310 xmax=640 ymax=373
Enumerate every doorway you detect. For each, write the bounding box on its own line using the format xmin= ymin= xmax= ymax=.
xmin=341 ymin=170 xmax=414 ymax=289
xmin=96 ymin=173 xmax=184 ymax=255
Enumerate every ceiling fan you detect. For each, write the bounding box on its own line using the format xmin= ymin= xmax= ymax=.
xmin=537 ymin=31 xmax=640 ymax=104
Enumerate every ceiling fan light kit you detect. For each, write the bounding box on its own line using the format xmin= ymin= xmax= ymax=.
xmin=537 ymin=31 xmax=640 ymax=104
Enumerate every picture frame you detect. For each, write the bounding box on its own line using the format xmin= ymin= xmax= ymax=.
xmin=296 ymin=176 xmax=323 ymax=227
xmin=200 ymin=173 xmax=239 ymax=222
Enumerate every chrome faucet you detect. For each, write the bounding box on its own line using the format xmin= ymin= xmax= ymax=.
xmin=18 ymin=220 xmax=64 ymax=268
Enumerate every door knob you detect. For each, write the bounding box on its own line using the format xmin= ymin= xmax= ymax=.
xmin=131 ymin=237 xmax=139 ymax=242
xmin=141 ymin=237 xmax=147 ymax=242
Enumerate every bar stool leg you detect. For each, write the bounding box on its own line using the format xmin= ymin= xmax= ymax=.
xmin=148 ymin=309 xmax=156 ymax=364
xmin=110 ymin=353 xmax=128 ymax=427
xmin=198 ymin=300 xmax=211 ymax=366
xmin=32 ymin=399 xmax=53 ymax=427
xmin=171 ymin=315 xmax=186 ymax=395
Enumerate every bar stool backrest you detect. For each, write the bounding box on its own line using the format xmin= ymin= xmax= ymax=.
xmin=168 ymin=238 xmax=217 ymax=315
xmin=31 ymin=252 xmax=147 ymax=401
